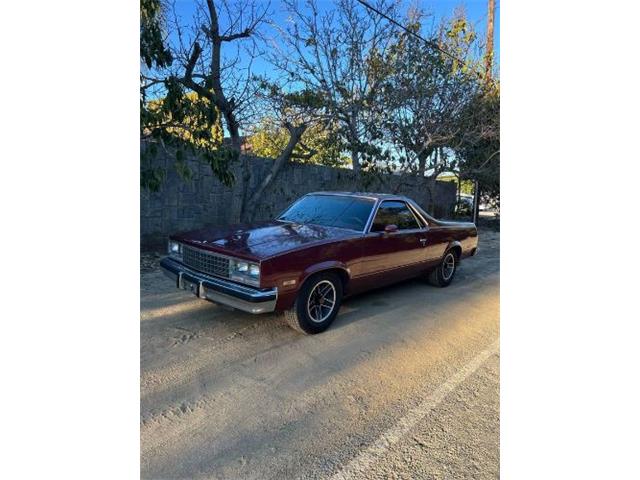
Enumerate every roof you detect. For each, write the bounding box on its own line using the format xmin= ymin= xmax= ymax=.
xmin=307 ymin=191 xmax=403 ymax=200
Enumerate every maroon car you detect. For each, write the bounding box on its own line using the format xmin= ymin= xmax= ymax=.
xmin=160 ymin=192 xmax=478 ymax=334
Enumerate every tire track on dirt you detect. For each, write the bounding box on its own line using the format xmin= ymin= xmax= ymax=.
xmin=141 ymin=283 xmax=498 ymax=470
xmin=140 ymin=314 xmax=291 ymax=395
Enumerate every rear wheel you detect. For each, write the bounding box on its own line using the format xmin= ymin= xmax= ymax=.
xmin=282 ymin=272 xmax=343 ymax=334
xmin=427 ymin=250 xmax=458 ymax=287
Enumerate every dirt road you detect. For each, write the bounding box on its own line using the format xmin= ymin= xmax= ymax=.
xmin=141 ymin=230 xmax=499 ymax=479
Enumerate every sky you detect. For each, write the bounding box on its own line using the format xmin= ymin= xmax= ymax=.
xmin=167 ymin=0 xmax=500 ymax=78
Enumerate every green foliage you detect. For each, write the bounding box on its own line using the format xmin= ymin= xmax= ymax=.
xmin=439 ymin=175 xmax=475 ymax=195
xmin=248 ymin=118 xmax=349 ymax=167
xmin=140 ymin=167 xmax=166 ymax=192
xmin=454 ymin=86 xmax=500 ymax=204
xmin=145 ymin=90 xmax=224 ymax=151
xmin=282 ymin=89 xmax=326 ymax=111
xmin=274 ymin=0 xmax=402 ymax=177
xmin=373 ymin=8 xmax=500 ymax=203
xmin=444 ymin=16 xmax=479 ymax=76
xmin=140 ymin=1 xmax=236 ymax=192
xmin=378 ymin=12 xmax=482 ymax=180
xmin=141 ymin=83 xmax=235 ymax=190
xmin=140 ymin=0 xmax=172 ymax=69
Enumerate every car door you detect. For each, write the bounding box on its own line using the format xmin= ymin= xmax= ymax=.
xmin=355 ymin=200 xmax=428 ymax=287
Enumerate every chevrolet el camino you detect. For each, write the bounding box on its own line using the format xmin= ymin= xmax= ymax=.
xmin=161 ymin=192 xmax=478 ymax=334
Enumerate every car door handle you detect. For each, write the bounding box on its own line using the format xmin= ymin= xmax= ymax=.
xmin=420 ymin=238 xmax=427 ymax=247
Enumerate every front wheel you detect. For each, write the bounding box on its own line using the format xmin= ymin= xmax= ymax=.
xmin=281 ymin=272 xmax=343 ymax=334
xmin=427 ymin=250 xmax=458 ymax=287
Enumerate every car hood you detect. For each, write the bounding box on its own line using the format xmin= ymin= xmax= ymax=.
xmin=172 ymin=221 xmax=359 ymax=260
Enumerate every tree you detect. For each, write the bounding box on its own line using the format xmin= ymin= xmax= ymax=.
xmin=142 ymin=90 xmax=234 ymax=185
xmin=270 ymin=0 xmax=401 ymax=182
xmin=140 ymin=0 xmax=499 ymax=219
xmin=140 ymin=0 xmax=233 ymax=190
xmin=381 ymin=12 xmax=478 ymax=180
xmin=455 ymin=85 xmax=500 ymax=208
xmin=145 ymin=92 xmax=223 ymax=152
xmin=141 ymin=0 xmax=267 ymax=210
xmin=140 ymin=0 xmax=173 ymax=191
xmin=247 ymin=117 xmax=349 ymax=167
xmin=145 ymin=0 xmax=331 ymax=222
xmin=241 ymin=83 xmax=329 ymax=220
xmin=454 ymin=0 xmax=500 ymax=214
xmin=379 ymin=10 xmax=482 ymax=211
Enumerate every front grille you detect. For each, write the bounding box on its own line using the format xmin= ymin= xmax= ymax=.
xmin=182 ymin=246 xmax=230 ymax=278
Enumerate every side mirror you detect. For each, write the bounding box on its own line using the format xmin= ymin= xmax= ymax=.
xmin=384 ymin=224 xmax=398 ymax=234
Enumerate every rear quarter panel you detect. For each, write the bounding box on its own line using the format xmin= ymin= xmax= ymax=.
xmin=427 ymin=222 xmax=478 ymax=259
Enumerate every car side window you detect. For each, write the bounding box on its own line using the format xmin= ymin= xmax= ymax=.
xmin=371 ymin=201 xmax=421 ymax=232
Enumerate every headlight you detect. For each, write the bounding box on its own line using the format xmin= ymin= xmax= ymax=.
xmin=168 ymin=240 xmax=182 ymax=258
xmin=236 ymin=262 xmax=249 ymax=272
xmin=249 ymin=264 xmax=260 ymax=277
xmin=229 ymin=258 xmax=260 ymax=286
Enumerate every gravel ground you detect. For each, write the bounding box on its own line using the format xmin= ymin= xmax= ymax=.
xmin=140 ymin=229 xmax=500 ymax=479
xmin=367 ymin=355 xmax=500 ymax=480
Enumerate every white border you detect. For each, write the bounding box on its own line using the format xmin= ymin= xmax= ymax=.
xmin=1 ymin=1 xmax=139 ymax=478
xmin=502 ymin=1 xmax=640 ymax=478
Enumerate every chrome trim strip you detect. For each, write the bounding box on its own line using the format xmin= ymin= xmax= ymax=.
xmin=202 ymin=287 xmax=276 ymax=314
xmin=306 ymin=191 xmax=382 ymax=201
xmin=182 ymin=244 xmax=236 ymax=262
xmin=405 ymin=202 xmax=428 ymax=230
xmin=363 ymin=198 xmax=382 ymax=235
xmin=364 ymin=199 xmax=428 ymax=234
xmin=406 ymin=200 xmax=430 ymax=229
xmin=405 ymin=198 xmax=438 ymax=225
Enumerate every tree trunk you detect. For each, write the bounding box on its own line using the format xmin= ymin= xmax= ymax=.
xmin=417 ymin=147 xmax=434 ymax=177
xmin=348 ymin=117 xmax=361 ymax=185
xmin=201 ymin=0 xmax=252 ymax=223
xmin=456 ymin=172 xmax=462 ymax=217
xmin=243 ymin=125 xmax=307 ymax=222
xmin=351 ymin=148 xmax=360 ymax=178
xmin=473 ymin=180 xmax=481 ymax=224
xmin=418 ymin=156 xmax=426 ymax=177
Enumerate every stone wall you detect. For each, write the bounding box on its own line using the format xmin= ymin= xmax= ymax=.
xmin=141 ymin=149 xmax=456 ymax=250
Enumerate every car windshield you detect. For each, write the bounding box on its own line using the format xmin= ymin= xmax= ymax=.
xmin=278 ymin=195 xmax=375 ymax=232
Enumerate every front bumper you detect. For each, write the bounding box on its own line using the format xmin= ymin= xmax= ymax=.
xmin=160 ymin=257 xmax=277 ymax=314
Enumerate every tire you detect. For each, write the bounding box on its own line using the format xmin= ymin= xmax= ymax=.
xmin=282 ymin=272 xmax=343 ymax=334
xmin=427 ymin=249 xmax=458 ymax=287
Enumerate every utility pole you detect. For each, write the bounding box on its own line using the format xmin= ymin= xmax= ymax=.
xmin=484 ymin=0 xmax=495 ymax=83
xmin=472 ymin=0 xmax=495 ymax=225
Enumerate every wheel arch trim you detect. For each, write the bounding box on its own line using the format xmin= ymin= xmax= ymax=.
xmin=299 ymin=261 xmax=351 ymax=290
xmin=445 ymin=240 xmax=463 ymax=259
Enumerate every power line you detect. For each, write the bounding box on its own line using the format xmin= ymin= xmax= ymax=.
xmin=354 ymin=0 xmax=494 ymax=83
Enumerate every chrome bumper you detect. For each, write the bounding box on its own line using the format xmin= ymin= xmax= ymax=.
xmin=160 ymin=257 xmax=277 ymax=314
